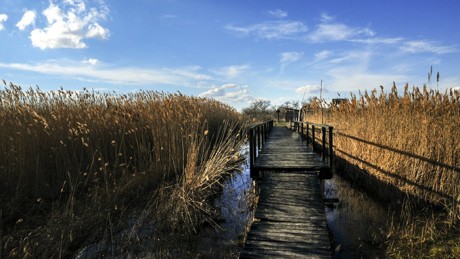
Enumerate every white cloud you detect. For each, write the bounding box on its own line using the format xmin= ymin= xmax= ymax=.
xmin=308 ymin=14 xmax=374 ymax=42
xmin=295 ymin=84 xmax=324 ymax=95
xmin=280 ymin=52 xmax=303 ymax=72
xmin=0 ymin=14 xmax=8 ymax=31
xmin=280 ymin=52 xmax=303 ymax=64
xmin=266 ymin=9 xmax=288 ymax=19
xmin=351 ymin=37 xmax=403 ymax=45
xmin=27 ymin=1 xmax=109 ymax=49
xmin=210 ymin=65 xmax=250 ymax=78
xmin=226 ymin=21 xmax=308 ymax=40
xmin=16 ymin=10 xmax=37 ymax=30
xmin=329 ymin=50 xmax=372 ymax=65
xmin=400 ymin=40 xmax=457 ymax=54
xmin=320 ymin=13 xmax=334 ymax=23
xmin=314 ymin=50 xmax=332 ymax=62
xmin=86 ymin=23 xmax=109 ymax=39
xmin=0 ymin=60 xmax=211 ymax=86
xmin=309 ymin=23 xmax=374 ymax=42
xmin=83 ymin=58 xmax=99 ymax=65
xmin=199 ymin=84 xmax=253 ymax=103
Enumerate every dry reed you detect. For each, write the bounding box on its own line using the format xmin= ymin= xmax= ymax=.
xmin=0 ymin=82 xmax=244 ymax=257
xmin=303 ymin=84 xmax=459 ymax=257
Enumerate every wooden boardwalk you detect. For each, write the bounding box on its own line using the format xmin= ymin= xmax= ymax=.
xmin=252 ymin=126 xmax=330 ymax=174
xmin=241 ymin=125 xmax=332 ymax=258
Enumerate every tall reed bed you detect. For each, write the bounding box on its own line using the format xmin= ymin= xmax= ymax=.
xmin=0 ymin=83 xmax=244 ymax=257
xmin=304 ymin=84 xmax=459 ymax=257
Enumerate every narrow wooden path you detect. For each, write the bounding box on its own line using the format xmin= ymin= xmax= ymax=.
xmin=241 ymin=125 xmax=332 ymax=258
xmin=252 ymin=126 xmax=330 ymax=173
xmin=240 ymin=172 xmax=331 ymax=258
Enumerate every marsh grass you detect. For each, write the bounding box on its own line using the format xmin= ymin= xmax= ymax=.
xmin=304 ymin=84 xmax=459 ymax=257
xmin=0 ymin=82 xmax=244 ymax=257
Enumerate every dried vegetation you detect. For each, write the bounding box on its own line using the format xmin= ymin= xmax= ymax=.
xmin=304 ymin=84 xmax=459 ymax=257
xmin=0 ymin=82 xmax=244 ymax=258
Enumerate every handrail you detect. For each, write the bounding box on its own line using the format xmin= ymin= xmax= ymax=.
xmin=292 ymin=121 xmax=334 ymax=169
xmin=248 ymin=120 xmax=274 ymax=178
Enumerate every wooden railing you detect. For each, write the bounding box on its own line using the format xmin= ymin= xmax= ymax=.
xmin=248 ymin=120 xmax=274 ymax=178
xmin=291 ymin=121 xmax=334 ymax=169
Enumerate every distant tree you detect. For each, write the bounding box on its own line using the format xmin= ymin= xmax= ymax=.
xmin=242 ymin=99 xmax=274 ymax=122
xmin=281 ymin=100 xmax=300 ymax=109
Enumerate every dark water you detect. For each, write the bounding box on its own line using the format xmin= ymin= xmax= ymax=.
xmin=322 ymin=174 xmax=389 ymax=258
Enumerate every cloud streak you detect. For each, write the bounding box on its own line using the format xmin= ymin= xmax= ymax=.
xmin=210 ymin=65 xmax=250 ymax=79
xmin=226 ymin=21 xmax=308 ymax=40
xmin=0 ymin=60 xmax=211 ymax=86
xmin=400 ymin=40 xmax=457 ymax=54
xmin=308 ymin=16 xmax=374 ymax=42
xmin=266 ymin=9 xmax=288 ymax=19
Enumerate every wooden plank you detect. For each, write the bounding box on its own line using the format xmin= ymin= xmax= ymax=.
xmin=241 ymin=171 xmax=331 ymax=258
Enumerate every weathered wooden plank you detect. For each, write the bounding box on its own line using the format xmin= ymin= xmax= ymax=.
xmin=241 ymin=171 xmax=331 ymax=258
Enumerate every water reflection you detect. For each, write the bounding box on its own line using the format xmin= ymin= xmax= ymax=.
xmin=219 ymin=162 xmax=253 ymax=243
xmin=323 ymin=174 xmax=388 ymax=258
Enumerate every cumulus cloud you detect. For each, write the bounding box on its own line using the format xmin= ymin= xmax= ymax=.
xmin=83 ymin=58 xmax=99 ymax=65
xmin=16 ymin=10 xmax=37 ymax=30
xmin=400 ymin=40 xmax=457 ymax=54
xmin=26 ymin=0 xmax=109 ymax=49
xmin=0 ymin=14 xmax=8 ymax=31
xmin=226 ymin=21 xmax=308 ymax=40
xmin=199 ymin=83 xmax=253 ymax=103
xmin=266 ymin=9 xmax=288 ymax=19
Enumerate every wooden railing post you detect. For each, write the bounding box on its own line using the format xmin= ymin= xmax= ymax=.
xmin=322 ymin=127 xmax=326 ymax=161
xmin=249 ymin=127 xmax=255 ymax=178
xmin=311 ymin=125 xmax=316 ymax=152
xmin=329 ymin=126 xmax=334 ymax=168
xmin=300 ymin=122 xmax=304 ymax=139
xmin=306 ymin=123 xmax=310 ymax=145
xmin=257 ymin=126 xmax=261 ymax=152
xmin=262 ymin=124 xmax=265 ymax=149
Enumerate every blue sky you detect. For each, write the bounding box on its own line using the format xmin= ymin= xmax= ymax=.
xmin=1 ymin=0 xmax=459 ymax=110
